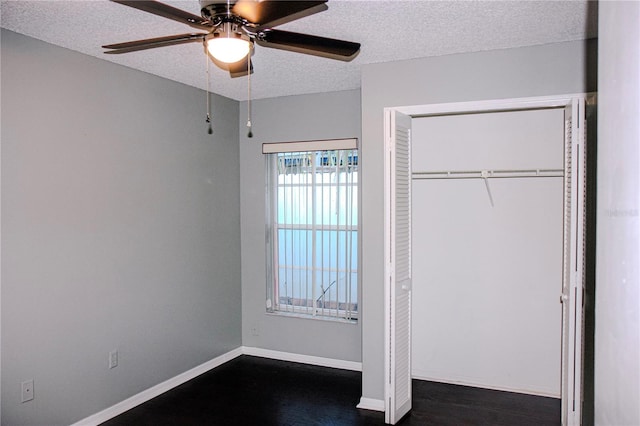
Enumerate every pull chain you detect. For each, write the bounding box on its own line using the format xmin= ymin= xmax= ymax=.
xmin=246 ymin=50 xmax=253 ymax=138
xmin=206 ymin=53 xmax=213 ymax=135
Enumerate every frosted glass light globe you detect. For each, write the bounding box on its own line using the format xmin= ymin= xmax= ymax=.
xmin=207 ymin=37 xmax=250 ymax=63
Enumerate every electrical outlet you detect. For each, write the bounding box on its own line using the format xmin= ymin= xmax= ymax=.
xmin=109 ymin=350 xmax=118 ymax=369
xmin=251 ymin=323 xmax=259 ymax=336
xmin=21 ymin=379 xmax=34 ymax=403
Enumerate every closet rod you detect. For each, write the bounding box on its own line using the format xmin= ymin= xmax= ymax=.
xmin=412 ymin=168 xmax=564 ymax=180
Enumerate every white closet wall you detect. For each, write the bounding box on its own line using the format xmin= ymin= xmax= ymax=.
xmin=411 ymin=109 xmax=564 ymax=397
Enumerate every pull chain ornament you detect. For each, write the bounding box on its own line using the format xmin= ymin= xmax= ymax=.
xmin=247 ymin=50 xmax=253 ymax=138
xmin=206 ymin=52 xmax=213 ymax=135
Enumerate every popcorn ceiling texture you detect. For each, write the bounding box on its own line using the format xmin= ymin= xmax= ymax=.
xmin=0 ymin=0 xmax=597 ymax=101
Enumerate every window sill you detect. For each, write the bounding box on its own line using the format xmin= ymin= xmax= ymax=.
xmin=265 ymin=310 xmax=358 ymax=324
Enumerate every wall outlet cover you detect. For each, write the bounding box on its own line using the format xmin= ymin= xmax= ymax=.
xmin=109 ymin=350 xmax=118 ymax=369
xmin=21 ymin=379 xmax=34 ymax=403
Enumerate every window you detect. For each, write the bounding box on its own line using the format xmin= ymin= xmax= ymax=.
xmin=263 ymin=139 xmax=359 ymax=321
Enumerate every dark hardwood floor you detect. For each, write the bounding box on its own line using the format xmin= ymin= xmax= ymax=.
xmin=101 ymin=355 xmax=560 ymax=426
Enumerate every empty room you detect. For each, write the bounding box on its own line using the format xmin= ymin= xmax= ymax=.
xmin=1 ymin=1 xmax=638 ymax=425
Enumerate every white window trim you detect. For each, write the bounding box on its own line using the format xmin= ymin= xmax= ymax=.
xmin=262 ymin=138 xmax=357 ymax=154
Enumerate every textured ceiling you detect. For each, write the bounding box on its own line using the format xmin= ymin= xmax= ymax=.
xmin=1 ymin=0 xmax=598 ymax=101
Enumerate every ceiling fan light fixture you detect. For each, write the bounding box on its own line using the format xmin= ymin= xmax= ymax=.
xmin=205 ymin=24 xmax=251 ymax=64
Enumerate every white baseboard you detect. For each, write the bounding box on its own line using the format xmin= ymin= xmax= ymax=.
xmin=71 ymin=347 xmax=243 ymax=426
xmin=411 ymin=372 xmax=560 ymax=399
xmin=356 ymin=397 xmax=385 ymax=412
xmin=241 ymin=346 xmax=362 ymax=371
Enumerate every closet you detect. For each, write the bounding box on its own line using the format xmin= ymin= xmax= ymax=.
xmin=383 ymin=95 xmax=587 ymax=425
xmin=410 ymin=108 xmax=564 ymax=397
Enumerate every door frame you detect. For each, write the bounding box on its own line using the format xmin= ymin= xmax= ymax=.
xmin=383 ymin=93 xmax=595 ymax=425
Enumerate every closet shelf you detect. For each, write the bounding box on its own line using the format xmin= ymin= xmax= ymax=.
xmin=412 ymin=168 xmax=564 ymax=180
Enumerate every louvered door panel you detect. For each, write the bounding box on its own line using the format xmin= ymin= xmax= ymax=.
xmin=385 ymin=110 xmax=412 ymax=424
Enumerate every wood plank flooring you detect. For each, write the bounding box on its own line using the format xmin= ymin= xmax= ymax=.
xmin=101 ymin=355 xmax=560 ymax=425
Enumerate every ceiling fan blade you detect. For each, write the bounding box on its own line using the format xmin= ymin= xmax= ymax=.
xmin=103 ymin=33 xmax=206 ymax=54
xmin=111 ymin=0 xmax=213 ymax=31
xmin=232 ymin=0 xmax=327 ymax=27
xmin=257 ymin=29 xmax=360 ymax=60
xmin=228 ymin=56 xmax=254 ymax=78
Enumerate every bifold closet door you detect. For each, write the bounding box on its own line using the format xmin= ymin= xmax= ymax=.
xmin=384 ymin=110 xmax=412 ymax=424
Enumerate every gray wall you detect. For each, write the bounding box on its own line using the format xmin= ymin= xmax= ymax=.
xmin=595 ymin=2 xmax=640 ymax=425
xmin=1 ymin=30 xmax=242 ymax=425
xmin=360 ymin=39 xmax=598 ymax=401
xmin=239 ymin=90 xmax=361 ymax=362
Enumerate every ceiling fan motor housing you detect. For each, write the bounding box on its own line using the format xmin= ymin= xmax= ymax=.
xmin=200 ymin=1 xmax=247 ymax=27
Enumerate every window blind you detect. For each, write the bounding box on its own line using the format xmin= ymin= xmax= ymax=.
xmin=264 ymin=139 xmax=359 ymax=320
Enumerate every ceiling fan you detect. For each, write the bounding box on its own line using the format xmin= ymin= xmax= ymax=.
xmin=103 ymin=0 xmax=361 ymax=77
